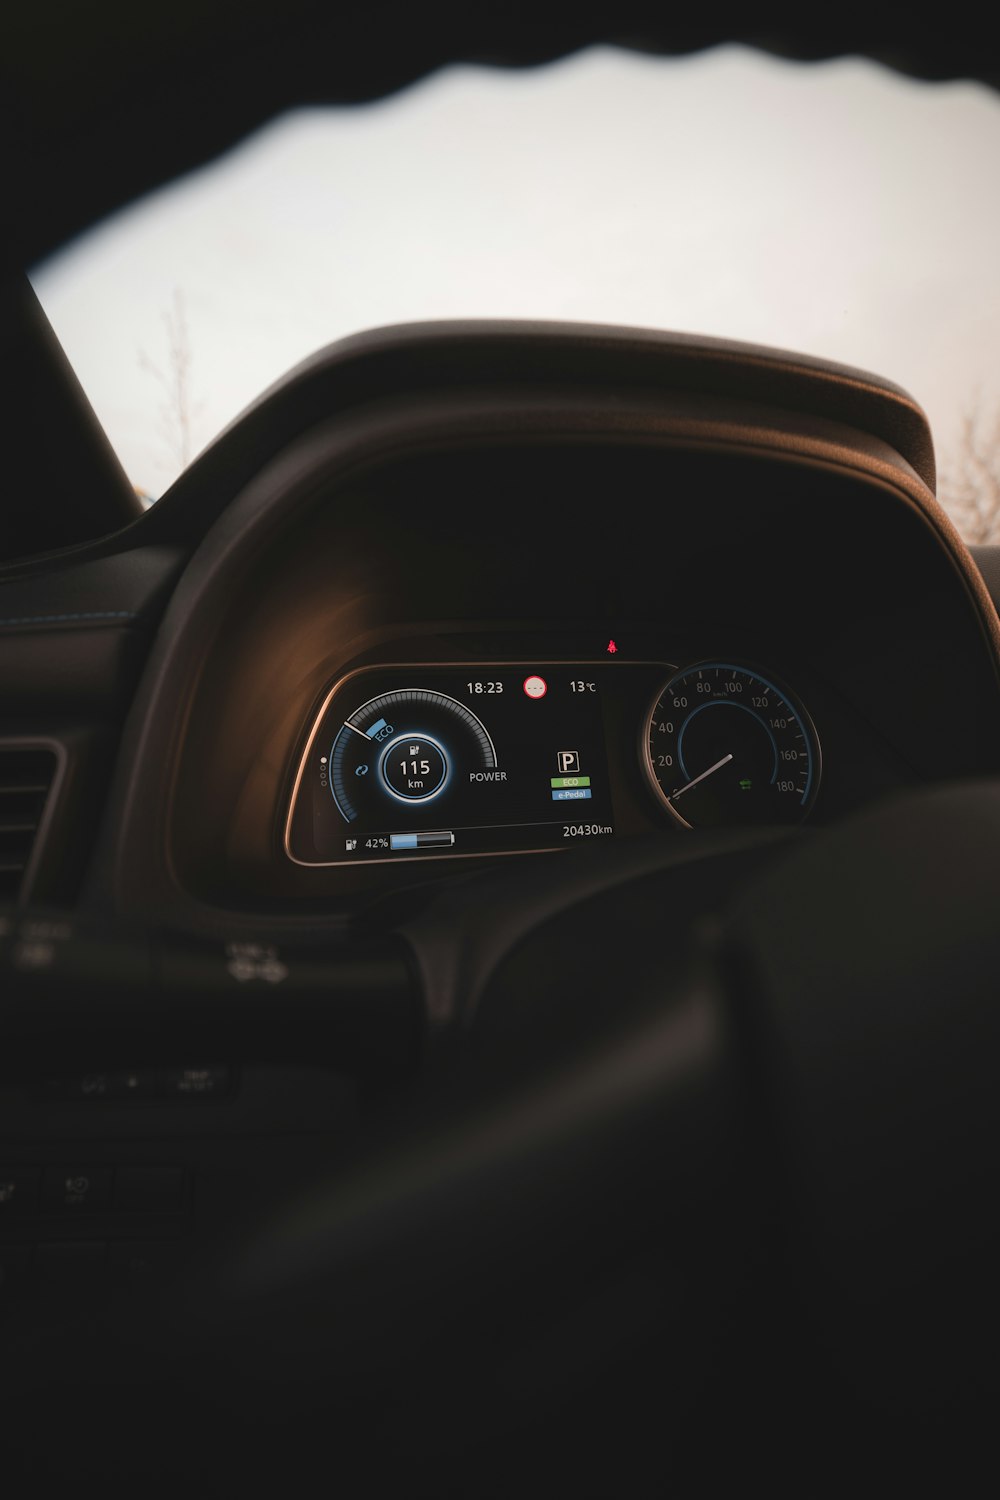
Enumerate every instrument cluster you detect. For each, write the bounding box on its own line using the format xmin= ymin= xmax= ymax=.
xmin=286 ymin=655 xmax=822 ymax=867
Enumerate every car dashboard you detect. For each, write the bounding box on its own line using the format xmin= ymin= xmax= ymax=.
xmin=3 ymin=321 xmax=1000 ymax=1482
xmin=108 ymin=331 xmax=1000 ymax=924
xmin=4 ymin=321 xmax=1000 ymax=949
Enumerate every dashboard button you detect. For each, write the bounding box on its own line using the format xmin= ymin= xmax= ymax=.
xmin=41 ymin=1168 xmax=113 ymax=1212
xmin=0 ymin=1167 xmax=40 ymax=1215
xmin=36 ymin=1242 xmax=109 ymax=1290
xmin=108 ymin=1240 xmax=177 ymax=1290
xmin=110 ymin=1068 xmax=159 ymax=1101
xmin=0 ymin=1244 xmax=33 ymax=1293
xmin=65 ymin=1071 xmax=115 ymax=1101
xmin=115 ymin=1168 xmax=187 ymax=1214
xmin=163 ymin=1065 xmax=230 ymax=1101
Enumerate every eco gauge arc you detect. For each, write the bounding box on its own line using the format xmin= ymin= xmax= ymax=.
xmin=329 ymin=689 xmax=497 ymax=822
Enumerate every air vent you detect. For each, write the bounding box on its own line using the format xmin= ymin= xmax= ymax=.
xmin=0 ymin=744 xmax=60 ymax=905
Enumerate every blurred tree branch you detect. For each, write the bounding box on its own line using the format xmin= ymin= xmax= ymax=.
xmin=138 ymin=287 xmax=202 ymax=476
xmin=938 ymin=398 xmax=1000 ymax=545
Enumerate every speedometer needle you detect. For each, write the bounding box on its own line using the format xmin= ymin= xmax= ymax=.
xmin=670 ymin=753 xmax=733 ymax=802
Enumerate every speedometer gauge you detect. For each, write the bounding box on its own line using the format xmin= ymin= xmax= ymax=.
xmin=643 ymin=663 xmax=820 ymax=829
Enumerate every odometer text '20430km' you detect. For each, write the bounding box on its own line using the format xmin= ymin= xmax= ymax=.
xmin=643 ymin=663 xmax=820 ymax=829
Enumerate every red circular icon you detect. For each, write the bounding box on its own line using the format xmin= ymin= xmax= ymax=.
xmin=523 ymin=675 xmax=548 ymax=699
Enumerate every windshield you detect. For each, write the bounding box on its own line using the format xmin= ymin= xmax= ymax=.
xmin=29 ymin=46 xmax=1000 ymax=539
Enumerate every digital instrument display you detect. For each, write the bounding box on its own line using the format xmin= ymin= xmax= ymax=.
xmin=286 ymin=665 xmax=617 ymax=864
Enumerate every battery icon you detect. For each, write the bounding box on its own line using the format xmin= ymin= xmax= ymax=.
xmin=389 ymin=830 xmax=456 ymax=851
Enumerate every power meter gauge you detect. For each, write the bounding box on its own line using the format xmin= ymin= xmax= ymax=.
xmin=329 ymin=689 xmax=496 ymax=823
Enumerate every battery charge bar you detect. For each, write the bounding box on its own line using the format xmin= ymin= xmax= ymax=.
xmin=389 ymin=830 xmax=456 ymax=851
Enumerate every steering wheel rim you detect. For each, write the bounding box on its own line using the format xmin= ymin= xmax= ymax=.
xmin=5 ymin=786 xmax=1000 ymax=1488
xmin=209 ymin=784 xmax=1000 ymax=1476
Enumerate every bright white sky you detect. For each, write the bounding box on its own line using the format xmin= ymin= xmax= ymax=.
xmin=30 ymin=46 xmax=1000 ymax=498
